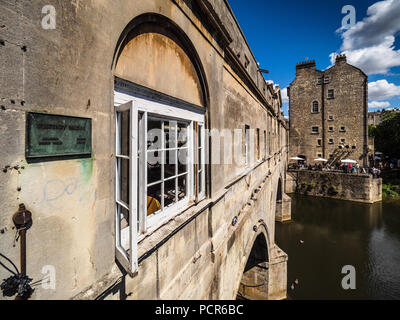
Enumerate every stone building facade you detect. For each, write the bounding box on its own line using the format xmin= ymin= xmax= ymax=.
xmin=0 ymin=0 xmax=289 ymax=300
xmin=368 ymin=109 xmax=400 ymax=126
xmin=288 ymin=55 xmax=370 ymax=166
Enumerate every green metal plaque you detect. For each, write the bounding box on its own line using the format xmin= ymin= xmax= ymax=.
xmin=26 ymin=112 xmax=92 ymax=160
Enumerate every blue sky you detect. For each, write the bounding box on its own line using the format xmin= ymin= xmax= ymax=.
xmin=228 ymin=0 xmax=400 ymax=116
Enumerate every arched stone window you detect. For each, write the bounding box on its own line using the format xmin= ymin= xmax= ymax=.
xmin=312 ymin=101 xmax=319 ymax=113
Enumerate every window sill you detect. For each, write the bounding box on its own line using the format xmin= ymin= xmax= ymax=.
xmin=311 ymin=132 xmax=319 ymax=135
xmin=137 ymin=196 xmax=212 ymax=255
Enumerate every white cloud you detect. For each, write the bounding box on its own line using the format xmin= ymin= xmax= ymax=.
xmin=281 ymin=88 xmax=289 ymax=103
xmin=368 ymin=101 xmax=391 ymax=109
xmin=331 ymin=0 xmax=400 ymax=75
xmin=369 ymin=79 xmax=400 ymax=100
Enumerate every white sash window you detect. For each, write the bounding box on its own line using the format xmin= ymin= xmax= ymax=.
xmin=114 ymin=91 xmax=205 ymax=274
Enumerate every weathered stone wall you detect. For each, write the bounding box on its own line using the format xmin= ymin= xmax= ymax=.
xmin=1 ymin=0 xmax=289 ymax=300
xmin=286 ymin=170 xmax=382 ymax=203
xmin=288 ymin=56 xmax=369 ymax=166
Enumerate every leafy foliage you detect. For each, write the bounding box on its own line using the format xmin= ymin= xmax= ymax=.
xmin=382 ymin=184 xmax=400 ymax=199
xmin=372 ymin=113 xmax=400 ymax=158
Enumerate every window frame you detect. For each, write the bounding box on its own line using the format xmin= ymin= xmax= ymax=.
xmin=114 ymin=100 xmax=138 ymax=275
xmin=327 ymin=89 xmax=334 ymax=99
xmin=114 ymin=91 xmax=206 ymax=272
xmin=312 ymin=101 xmax=319 ymax=113
xmin=245 ymin=125 xmax=250 ymax=167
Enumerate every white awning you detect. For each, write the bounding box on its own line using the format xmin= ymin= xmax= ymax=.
xmin=341 ymin=159 xmax=357 ymax=164
xmin=314 ymin=158 xmax=328 ymax=162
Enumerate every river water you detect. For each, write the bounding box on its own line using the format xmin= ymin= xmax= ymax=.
xmin=275 ymin=194 xmax=400 ymax=300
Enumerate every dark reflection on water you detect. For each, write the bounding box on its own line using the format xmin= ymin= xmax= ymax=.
xmin=275 ymin=195 xmax=400 ymax=300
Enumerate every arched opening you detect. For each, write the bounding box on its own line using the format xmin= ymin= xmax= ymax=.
xmin=112 ymin=13 xmax=209 ymax=108
xmin=237 ymin=233 xmax=269 ymax=300
xmin=111 ymin=13 xmax=209 ymax=274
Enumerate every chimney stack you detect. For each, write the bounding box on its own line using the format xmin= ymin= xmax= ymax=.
xmin=335 ymin=54 xmax=347 ymax=64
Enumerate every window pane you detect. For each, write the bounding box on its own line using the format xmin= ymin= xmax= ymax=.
xmin=198 ymin=147 xmax=202 ymax=166
xmin=178 ymin=148 xmax=188 ymax=174
xmin=178 ymin=122 xmax=188 ymax=147
xmin=178 ymin=175 xmax=187 ymax=200
xmin=117 ymin=158 xmax=130 ymax=205
xmin=164 ymin=120 xmax=177 ymax=149
xmin=198 ymin=125 xmax=202 ymax=148
xmin=164 ymin=178 xmax=177 ymax=208
xmin=147 ymin=183 xmax=162 ymax=216
xmin=117 ymin=110 xmax=130 ymax=156
xmin=198 ymin=170 xmax=203 ymax=194
xmin=148 ymin=117 xmax=162 ymax=150
xmin=118 ymin=204 xmax=130 ymax=252
xmin=147 ymin=150 xmax=162 ymax=184
xmin=165 ymin=150 xmax=177 ymax=178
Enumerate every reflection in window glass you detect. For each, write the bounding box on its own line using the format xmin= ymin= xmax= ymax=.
xmin=178 ymin=122 xmax=188 ymax=147
xmin=117 ymin=158 xmax=130 ymax=206
xmin=178 ymin=148 xmax=188 ymax=174
xmin=164 ymin=120 xmax=177 ymax=149
xmin=198 ymin=170 xmax=203 ymax=195
xmin=117 ymin=110 xmax=130 ymax=156
xmin=147 ymin=150 xmax=162 ymax=184
xmin=118 ymin=205 xmax=130 ymax=252
xmin=145 ymin=118 xmax=191 ymax=219
xmin=178 ymin=175 xmax=187 ymax=200
xmin=164 ymin=178 xmax=177 ymax=208
xmin=165 ymin=150 xmax=177 ymax=178
xmin=147 ymin=183 xmax=162 ymax=216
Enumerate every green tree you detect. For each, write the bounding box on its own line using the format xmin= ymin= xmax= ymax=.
xmin=373 ymin=112 xmax=400 ymax=158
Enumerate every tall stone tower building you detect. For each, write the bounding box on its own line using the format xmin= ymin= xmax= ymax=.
xmin=288 ymin=55 xmax=370 ymax=166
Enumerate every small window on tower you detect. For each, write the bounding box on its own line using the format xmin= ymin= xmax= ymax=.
xmin=328 ymin=89 xmax=334 ymax=99
xmin=329 ymin=139 xmax=334 ymax=144
xmin=328 ymin=126 xmax=334 ymax=132
xmin=328 ymin=115 xmax=334 ymax=121
xmin=312 ymin=126 xmax=319 ymax=134
xmin=317 ymin=139 xmax=322 ymax=146
xmin=340 ymin=126 xmax=346 ymax=132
